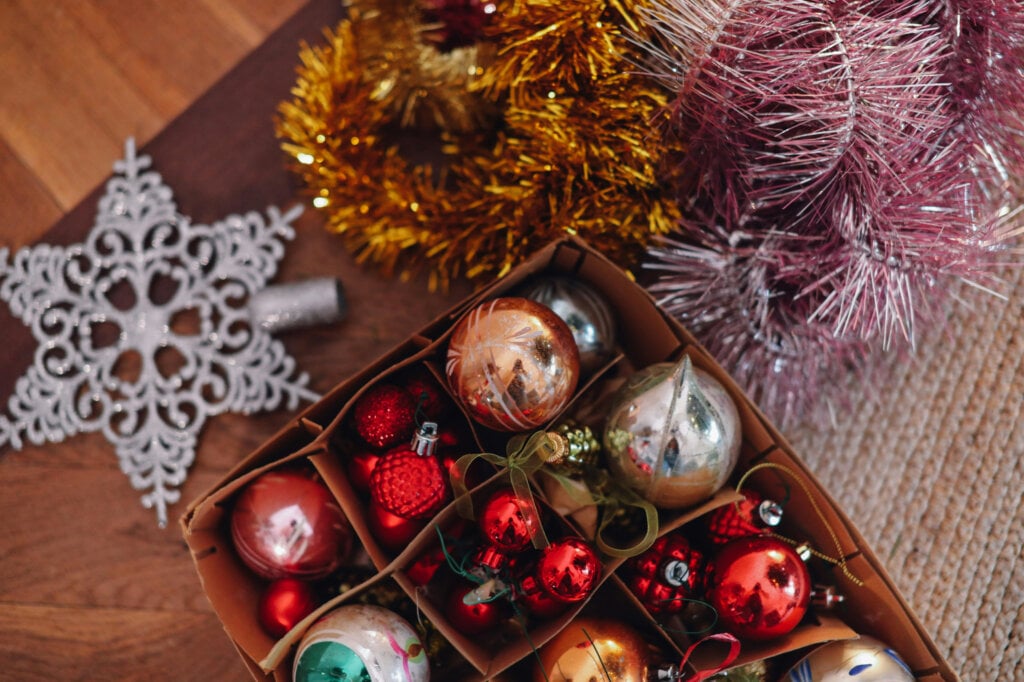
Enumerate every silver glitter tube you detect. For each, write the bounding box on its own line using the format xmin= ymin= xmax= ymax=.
xmin=248 ymin=277 xmax=346 ymax=333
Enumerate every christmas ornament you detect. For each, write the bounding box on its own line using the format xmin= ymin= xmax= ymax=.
xmin=346 ymin=449 xmax=381 ymax=494
xmin=446 ymin=298 xmax=580 ymax=431
xmin=535 ymin=537 xmax=601 ymax=604
xmin=0 ymin=139 xmax=329 ymax=526
xmin=708 ymin=536 xmax=811 ymax=641
xmin=627 ymin=532 xmax=704 ymax=615
xmin=353 ymin=383 xmax=417 ymax=450
xmin=641 ymin=0 xmax=1024 ymax=424
xmin=230 ymin=469 xmax=352 ymax=580
xmin=276 ymin=0 xmax=684 ymax=291
xmin=781 ymin=635 xmax=914 ymax=682
xmin=533 ymin=617 xmax=669 ymax=682
xmin=258 ymin=578 xmax=318 ymax=638
xmin=367 ymin=501 xmax=428 ymax=551
xmin=706 ymin=490 xmax=784 ymax=545
xmin=518 ymin=276 xmax=616 ymax=374
xmin=293 ymin=604 xmax=430 ymax=682
xmin=477 ymin=488 xmax=540 ymax=553
xmin=404 ymin=371 xmax=451 ymax=422
xmin=603 ymin=355 xmax=741 ymax=509
xmin=444 ymin=581 xmax=504 ymax=634
xmin=708 ymin=661 xmax=769 ymax=682
xmin=370 ymin=422 xmax=449 ymax=519
xmin=419 ymin=0 xmax=496 ymax=49
xmin=515 ymin=573 xmax=569 ymax=620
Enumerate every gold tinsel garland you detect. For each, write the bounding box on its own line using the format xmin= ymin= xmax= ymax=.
xmin=276 ymin=0 xmax=682 ymax=288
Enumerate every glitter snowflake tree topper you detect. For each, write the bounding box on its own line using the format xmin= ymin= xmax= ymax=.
xmin=0 ymin=139 xmax=320 ymax=526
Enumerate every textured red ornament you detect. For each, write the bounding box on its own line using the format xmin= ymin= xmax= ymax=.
xmin=708 ymin=536 xmax=810 ymax=641
xmin=707 ymin=490 xmax=784 ymax=545
xmin=345 ymin=450 xmax=380 ymax=494
xmin=445 ymin=582 xmax=504 ymax=634
xmin=536 ymin=537 xmax=601 ymax=604
xmin=478 ymin=488 xmax=539 ymax=553
xmin=627 ymin=532 xmax=705 ymax=614
xmin=258 ymin=578 xmax=318 ymax=638
xmin=353 ymin=383 xmax=416 ymax=449
xmin=367 ymin=501 xmax=427 ymax=551
xmin=370 ymin=446 xmax=449 ymax=519
xmin=230 ymin=469 xmax=352 ymax=580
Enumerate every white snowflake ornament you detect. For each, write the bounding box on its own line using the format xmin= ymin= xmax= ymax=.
xmin=0 ymin=139 xmax=321 ymax=526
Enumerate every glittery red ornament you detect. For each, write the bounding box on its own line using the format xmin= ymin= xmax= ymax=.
xmin=445 ymin=581 xmax=504 ymax=634
xmin=536 ymin=537 xmax=601 ymax=604
xmin=627 ymin=532 xmax=705 ymax=615
xmin=707 ymin=490 xmax=784 ymax=545
xmin=478 ymin=488 xmax=539 ymax=553
xmin=370 ymin=443 xmax=449 ymax=520
xmin=230 ymin=469 xmax=352 ymax=580
xmin=353 ymin=383 xmax=416 ymax=449
xmin=346 ymin=450 xmax=380 ymax=494
xmin=516 ymin=574 xmax=568 ymax=620
xmin=258 ymin=578 xmax=318 ymax=638
xmin=708 ymin=536 xmax=810 ymax=641
xmin=367 ymin=501 xmax=428 ymax=551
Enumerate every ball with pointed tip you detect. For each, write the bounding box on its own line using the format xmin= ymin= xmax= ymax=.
xmin=293 ymin=604 xmax=430 ymax=682
xmin=446 ymin=297 xmax=580 ymax=432
xmin=603 ymin=355 xmax=742 ymax=509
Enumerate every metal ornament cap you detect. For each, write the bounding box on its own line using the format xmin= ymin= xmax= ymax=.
xmin=603 ymin=355 xmax=742 ymax=509
xmin=780 ymin=635 xmax=915 ymax=682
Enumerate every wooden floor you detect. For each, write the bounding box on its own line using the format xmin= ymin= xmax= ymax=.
xmin=0 ymin=2 xmax=319 ymax=679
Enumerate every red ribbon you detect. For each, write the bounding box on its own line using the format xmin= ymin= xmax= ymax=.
xmin=678 ymin=633 xmax=741 ymax=681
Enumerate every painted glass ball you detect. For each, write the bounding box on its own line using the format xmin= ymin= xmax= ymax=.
xmin=446 ymin=297 xmax=580 ymax=431
xmin=781 ymin=636 xmax=915 ymax=682
xmin=293 ymin=604 xmax=430 ymax=682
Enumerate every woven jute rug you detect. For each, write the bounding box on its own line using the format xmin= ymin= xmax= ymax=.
xmin=786 ymin=265 xmax=1024 ymax=681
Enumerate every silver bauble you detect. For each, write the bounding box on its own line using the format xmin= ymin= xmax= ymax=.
xmin=780 ymin=635 xmax=914 ymax=682
xmin=519 ymin=276 xmax=616 ymax=374
xmin=603 ymin=355 xmax=741 ymax=509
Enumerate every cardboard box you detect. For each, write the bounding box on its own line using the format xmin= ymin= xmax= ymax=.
xmin=182 ymin=236 xmax=957 ymax=680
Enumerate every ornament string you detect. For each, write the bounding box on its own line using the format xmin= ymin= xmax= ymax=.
xmin=451 ymin=431 xmax=561 ymax=548
xmin=677 ymin=633 xmax=741 ymax=681
xmin=736 ymin=462 xmax=863 ymax=586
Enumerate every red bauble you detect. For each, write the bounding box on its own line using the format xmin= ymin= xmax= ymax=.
xmin=405 ymin=372 xmax=451 ymax=421
xmin=444 ymin=582 xmax=504 ymax=634
xmin=707 ymin=491 xmax=784 ymax=545
xmin=708 ymin=536 xmax=810 ymax=641
xmin=258 ymin=578 xmax=318 ymax=638
xmin=367 ymin=501 xmax=428 ymax=551
xmin=346 ymin=450 xmax=380 ymax=494
xmin=536 ymin=537 xmax=601 ymax=604
xmin=406 ymin=545 xmax=447 ymax=587
xmin=516 ymin=574 xmax=568 ymax=620
xmin=230 ymin=469 xmax=351 ymax=580
xmin=478 ymin=488 xmax=540 ymax=553
xmin=627 ymin=532 xmax=705 ymax=615
xmin=353 ymin=384 xmax=416 ymax=449
xmin=370 ymin=447 xmax=449 ymax=519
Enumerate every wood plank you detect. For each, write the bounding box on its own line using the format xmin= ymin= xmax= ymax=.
xmin=0 ymin=603 xmax=249 ymax=682
xmin=0 ymin=137 xmax=61 ymax=247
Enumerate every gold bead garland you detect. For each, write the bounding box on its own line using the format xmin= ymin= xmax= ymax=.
xmin=276 ymin=0 xmax=683 ymax=289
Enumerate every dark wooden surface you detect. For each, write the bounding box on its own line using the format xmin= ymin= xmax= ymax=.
xmin=0 ymin=1 xmax=469 ymax=679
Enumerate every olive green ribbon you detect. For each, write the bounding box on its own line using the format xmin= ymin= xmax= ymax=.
xmin=452 ymin=430 xmax=659 ymax=558
xmin=451 ymin=431 xmax=561 ymax=549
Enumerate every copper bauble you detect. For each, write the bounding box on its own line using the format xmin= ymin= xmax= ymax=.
xmin=603 ymin=355 xmax=741 ymax=509
xmin=446 ymin=297 xmax=580 ymax=431
xmin=519 ymin=276 xmax=616 ymax=374
xmin=781 ymin=635 xmax=915 ymax=681
xmin=534 ymin=617 xmax=652 ymax=682
xmin=709 ymin=536 xmax=810 ymax=641
xmin=230 ymin=470 xmax=351 ymax=580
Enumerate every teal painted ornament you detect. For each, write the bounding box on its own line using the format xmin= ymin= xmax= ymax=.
xmin=293 ymin=604 xmax=430 ymax=682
